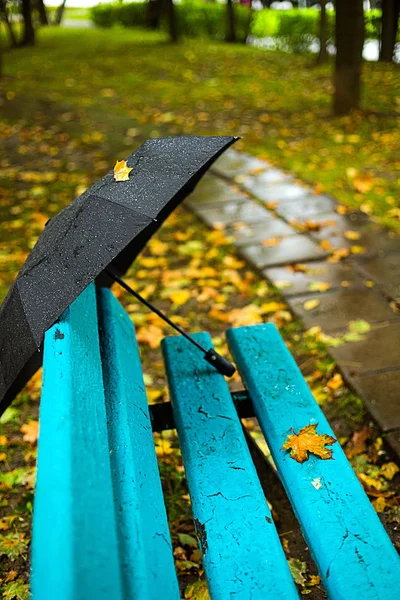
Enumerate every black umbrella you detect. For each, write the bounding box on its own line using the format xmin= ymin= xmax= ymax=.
xmin=0 ymin=135 xmax=238 ymax=414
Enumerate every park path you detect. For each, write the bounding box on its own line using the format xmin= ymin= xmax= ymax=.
xmin=187 ymin=149 xmax=400 ymax=457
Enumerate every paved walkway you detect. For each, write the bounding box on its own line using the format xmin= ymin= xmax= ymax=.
xmin=186 ymin=149 xmax=400 ymax=456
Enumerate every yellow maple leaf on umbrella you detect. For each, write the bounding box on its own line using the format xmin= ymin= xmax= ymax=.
xmin=282 ymin=423 xmax=337 ymax=463
xmin=113 ymin=159 xmax=132 ymax=182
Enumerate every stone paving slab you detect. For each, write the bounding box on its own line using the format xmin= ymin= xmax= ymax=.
xmin=330 ymin=322 xmax=400 ymax=376
xmin=309 ymin=211 xmax=400 ymax=254
xmin=289 ymin=288 xmax=398 ymax=333
xmin=225 ymin=219 xmax=297 ymax=247
xmin=386 ymin=430 xmax=400 ymax=457
xmin=240 ymin=180 xmax=309 ymax=204
xmin=211 ymin=148 xmax=267 ymax=179
xmin=194 ymin=199 xmax=271 ymax=228
xmin=237 ymin=169 xmax=291 ymax=191
xmin=348 ymin=370 xmax=400 ymax=432
xmin=356 ymin=251 xmax=400 ymax=303
xmin=185 ymin=175 xmax=247 ymax=210
xmin=275 ymin=195 xmax=337 ymax=223
xmin=264 ymin=259 xmax=365 ymax=296
xmin=239 ymin=235 xmax=326 ymax=269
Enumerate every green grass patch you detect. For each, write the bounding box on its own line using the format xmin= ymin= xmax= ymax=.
xmin=1 ymin=26 xmax=399 ymax=230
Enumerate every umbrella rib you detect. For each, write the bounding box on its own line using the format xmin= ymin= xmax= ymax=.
xmin=105 ymin=268 xmax=236 ymax=378
xmin=105 ymin=267 xmax=207 ymax=353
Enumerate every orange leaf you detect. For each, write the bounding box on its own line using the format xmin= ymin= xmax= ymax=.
xmin=261 ymin=236 xmax=281 ymax=247
xmin=20 ymin=420 xmax=39 ymax=444
xmin=281 ymin=423 xmax=337 ymax=463
xmin=113 ymin=159 xmax=132 ymax=182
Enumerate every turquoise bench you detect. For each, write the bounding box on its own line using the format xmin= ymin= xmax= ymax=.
xmin=31 ymin=283 xmax=400 ymax=599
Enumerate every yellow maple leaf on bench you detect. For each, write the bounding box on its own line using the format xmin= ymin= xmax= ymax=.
xmin=282 ymin=424 xmax=337 ymax=463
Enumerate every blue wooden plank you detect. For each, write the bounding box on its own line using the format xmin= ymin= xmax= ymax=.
xmin=227 ymin=323 xmax=400 ymax=600
xmin=31 ymin=283 xmax=123 ymax=600
xmin=162 ymin=332 xmax=299 ymax=599
xmin=97 ymin=288 xmax=180 ymax=600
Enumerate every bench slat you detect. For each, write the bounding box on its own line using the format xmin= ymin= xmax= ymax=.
xmin=31 ymin=284 xmax=123 ymax=600
xmin=162 ymin=332 xmax=299 ymax=599
xmin=227 ymin=323 xmax=400 ymax=599
xmin=97 ymin=289 xmax=180 ymax=600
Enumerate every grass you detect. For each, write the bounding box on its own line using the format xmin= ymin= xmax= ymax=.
xmin=0 ymin=26 xmax=399 ymax=597
xmin=2 ymin=25 xmax=399 ymax=229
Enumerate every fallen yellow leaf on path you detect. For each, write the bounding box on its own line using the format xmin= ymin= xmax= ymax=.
xmin=282 ymin=423 xmax=337 ymax=463
xmin=307 ymin=282 xmax=330 ymax=293
xmin=303 ymin=299 xmax=320 ymax=311
xmin=113 ymin=159 xmax=132 ymax=182
xmin=344 ymin=230 xmax=361 ymax=241
xmin=261 ymin=236 xmax=281 ymax=247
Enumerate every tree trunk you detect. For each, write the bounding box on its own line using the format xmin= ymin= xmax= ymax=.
xmin=226 ymin=0 xmax=237 ymax=43
xmin=164 ymin=0 xmax=178 ymax=43
xmin=0 ymin=0 xmax=17 ymax=47
xmin=36 ymin=0 xmax=48 ymax=25
xmin=333 ymin=0 xmax=364 ymax=115
xmin=147 ymin=0 xmax=161 ymax=29
xmin=317 ymin=0 xmax=328 ymax=63
xmin=21 ymin=0 xmax=35 ymax=46
xmin=55 ymin=0 xmax=67 ymax=26
xmin=380 ymin=0 xmax=400 ymax=62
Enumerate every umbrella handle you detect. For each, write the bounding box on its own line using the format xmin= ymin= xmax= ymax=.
xmin=204 ymin=349 xmax=236 ymax=377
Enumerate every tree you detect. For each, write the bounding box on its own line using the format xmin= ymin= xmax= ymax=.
xmin=0 ymin=0 xmax=17 ymax=47
xmin=333 ymin=0 xmax=364 ymax=115
xmin=164 ymin=0 xmax=178 ymax=43
xmin=226 ymin=0 xmax=237 ymax=43
xmin=147 ymin=0 xmax=161 ymax=29
xmin=380 ymin=0 xmax=400 ymax=62
xmin=35 ymin=0 xmax=48 ymax=25
xmin=21 ymin=0 xmax=35 ymax=46
xmin=55 ymin=0 xmax=67 ymax=25
xmin=317 ymin=0 xmax=328 ymax=64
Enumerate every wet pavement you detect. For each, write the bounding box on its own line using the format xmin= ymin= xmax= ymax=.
xmin=187 ymin=149 xmax=400 ymax=457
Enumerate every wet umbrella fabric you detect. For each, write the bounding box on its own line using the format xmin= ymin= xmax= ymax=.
xmin=0 ymin=135 xmax=237 ymax=414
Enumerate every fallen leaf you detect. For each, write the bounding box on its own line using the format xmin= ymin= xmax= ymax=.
xmin=358 ymin=473 xmax=384 ymax=491
xmin=113 ymin=159 xmax=132 ymax=182
xmin=353 ymin=173 xmax=375 ymax=193
xmin=336 ymin=205 xmax=349 ymax=215
xmin=372 ymin=497 xmax=387 ymax=513
xmin=282 ymin=424 xmax=337 ymax=463
xmin=261 ymin=301 xmax=286 ymax=314
xmin=261 ymin=236 xmax=281 ymax=247
xmin=287 ymin=263 xmax=308 ymax=273
xmin=185 ymin=581 xmax=210 ymax=599
xmin=169 ymin=290 xmax=191 ymax=307
xmin=20 ymin=421 xmax=39 ymax=444
xmin=319 ymin=239 xmax=333 ymax=252
xmin=307 ymin=282 xmax=330 ymax=293
xmin=326 ymin=373 xmax=343 ymax=391
xmin=349 ymin=320 xmax=371 ymax=334
xmin=136 ymin=325 xmax=164 ymax=349
xmin=351 ymin=245 xmax=366 ymax=254
xmin=345 ymin=427 xmax=371 ymax=459
xmin=379 ymin=462 xmax=399 ymax=481
xmin=288 ymin=558 xmax=307 ymax=586
xmin=328 ymin=248 xmax=351 ymax=262
xmin=344 ymin=230 xmax=361 ymax=241
xmin=303 ymin=299 xmax=320 ymax=311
